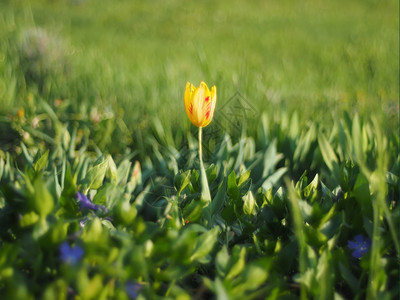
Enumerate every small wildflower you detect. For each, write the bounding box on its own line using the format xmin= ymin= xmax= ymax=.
xmin=54 ymin=98 xmax=63 ymax=107
xmin=125 ymin=281 xmax=142 ymax=299
xmin=77 ymin=192 xmax=98 ymax=211
xmin=31 ymin=116 xmax=40 ymax=128
xmin=17 ymin=108 xmax=24 ymax=119
xmin=22 ymin=131 xmax=30 ymax=141
xmin=60 ymin=242 xmax=84 ymax=265
xmin=347 ymin=234 xmax=371 ymax=259
xmin=90 ymin=108 xmax=101 ymax=124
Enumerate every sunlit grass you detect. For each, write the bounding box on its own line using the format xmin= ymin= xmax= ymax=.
xmin=0 ymin=0 xmax=398 ymax=132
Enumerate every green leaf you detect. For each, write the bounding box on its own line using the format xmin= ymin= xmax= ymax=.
xmin=316 ymin=250 xmax=333 ymax=300
xmin=302 ymin=174 xmax=319 ymax=200
xmin=226 ymin=246 xmax=246 ymax=281
xmin=352 ymin=173 xmax=372 ymax=217
xmin=243 ymin=191 xmax=256 ymax=215
xmin=20 ymin=142 xmax=33 ymax=165
xmin=93 ymin=183 xmax=125 ymax=210
xmin=221 ymin=203 xmax=235 ymax=223
xmin=304 ymin=223 xmax=328 ymax=248
xmin=44 ymin=220 xmax=69 ymax=245
xmin=214 ymin=278 xmax=230 ymax=300
xmin=293 ymin=124 xmax=316 ymax=164
xmin=24 ymin=127 xmax=55 ymax=145
xmin=30 ymin=177 xmax=54 ymax=218
xmin=227 ymin=171 xmax=239 ymax=200
xmin=33 ymin=150 xmax=49 ymax=173
xmin=116 ymin=160 xmax=131 ymax=185
xmin=243 ymin=264 xmax=268 ymax=289
xmin=19 ymin=211 xmax=39 ymax=227
xmin=211 ymin=177 xmax=226 ymax=216
xmin=319 ymin=210 xmax=343 ymax=240
xmin=39 ymin=99 xmax=59 ymax=123
xmin=206 ymin=164 xmax=218 ymax=183
xmin=81 ymin=217 xmax=105 ymax=244
xmin=261 ymin=167 xmax=287 ymax=191
xmin=190 ymin=169 xmax=200 ymax=192
xmin=238 ymin=177 xmax=252 ymax=196
xmin=107 ymin=155 xmax=117 ymax=185
xmin=59 ymin=166 xmax=78 ymax=214
xmin=262 ymin=140 xmax=278 ymax=178
xmin=183 ymin=199 xmax=206 ymax=223
xmin=114 ymin=199 xmax=137 ymax=225
xmin=338 ymin=263 xmax=358 ymax=294
xmin=126 ymin=161 xmax=142 ymax=194
xmin=318 ymin=133 xmax=338 ymax=174
xmin=190 ymin=226 xmax=219 ymax=261
xmin=258 ymin=113 xmax=269 ymax=145
xmin=238 ymin=170 xmax=251 ymax=187
xmin=232 ymin=264 xmax=268 ymax=294
xmin=174 ymin=170 xmax=191 ymax=195
xmin=83 ymin=156 xmax=109 ymax=191
xmin=386 ymin=171 xmax=398 ymax=187
xmin=216 ymin=246 xmax=230 ymax=277
xmin=352 ymin=115 xmax=366 ymax=170
xmin=199 ymin=158 xmax=211 ymax=204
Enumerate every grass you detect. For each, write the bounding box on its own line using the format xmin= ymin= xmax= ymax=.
xmin=0 ymin=0 xmax=399 ymax=299
xmin=0 ymin=0 xmax=398 ymax=129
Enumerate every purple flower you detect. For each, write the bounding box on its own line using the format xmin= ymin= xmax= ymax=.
xmin=125 ymin=281 xmax=142 ymax=299
xmin=348 ymin=234 xmax=371 ymax=258
xmin=77 ymin=192 xmax=98 ymax=211
xmin=60 ymin=242 xmax=84 ymax=265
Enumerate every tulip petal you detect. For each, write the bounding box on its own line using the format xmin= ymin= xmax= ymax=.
xmin=208 ymin=85 xmax=217 ymax=122
xmin=200 ymin=85 xmax=216 ymax=127
xmin=184 ymin=82 xmax=193 ymax=113
xmin=193 ymin=82 xmax=208 ymax=127
xmin=184 ymin=81 xmax=216 ymax=128
xmin=184 ymin=82 xmax=197 ymax=125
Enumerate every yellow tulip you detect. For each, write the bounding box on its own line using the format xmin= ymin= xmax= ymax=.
xmin=184 ymin=81 xmax=216 ymax=128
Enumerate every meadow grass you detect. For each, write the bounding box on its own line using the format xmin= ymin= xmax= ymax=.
xmin=0 ymin=0 xmax=398 ymax=132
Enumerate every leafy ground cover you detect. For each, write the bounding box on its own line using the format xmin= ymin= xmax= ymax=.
xmin=0 ymin=98 xmax=398 ymax=299
xmin=0 ymin=0 xmax=399 ymax=299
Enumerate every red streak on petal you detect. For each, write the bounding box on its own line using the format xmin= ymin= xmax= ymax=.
xmin=189 ymin=103 xmax=193 ymax=114
xmin=205 ymin=110 xmax=210 ymax=119
xmin=205 ymin=96 xmax=210 ymax=102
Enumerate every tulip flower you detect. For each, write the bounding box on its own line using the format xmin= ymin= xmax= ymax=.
xmin=184 ymin=81 xmax=217 ymax=128
xmin=184 ymin=81 xmax=217 ymax=162
xmin=183 ymin=81 xmax=215 ymax=224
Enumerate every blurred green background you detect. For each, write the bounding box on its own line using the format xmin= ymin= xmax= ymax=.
xmin=0 ymin=0 xmax=398 ymax=137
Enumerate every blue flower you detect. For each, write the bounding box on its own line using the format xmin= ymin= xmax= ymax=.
xmin=77 ymin=192 xmax=98 ymax=211
xmin=125 ymin=281 xmax=142 ymax=299
xmin=347 ymin=234 xmax=371 ymax=258
xmin=60 ymin=242 xmax=84 ymax=265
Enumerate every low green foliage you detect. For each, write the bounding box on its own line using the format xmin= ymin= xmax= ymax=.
xmin=0 ymin=100 xmax=398 ymax=299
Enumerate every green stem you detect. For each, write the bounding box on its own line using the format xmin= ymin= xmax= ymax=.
xmin=367 ymin=202 xmax=381 ymax=300
xmin=198 ymin=126 xmax=203 ymax=164
xmin=198 ymin=126 xmax=212 ymax=226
